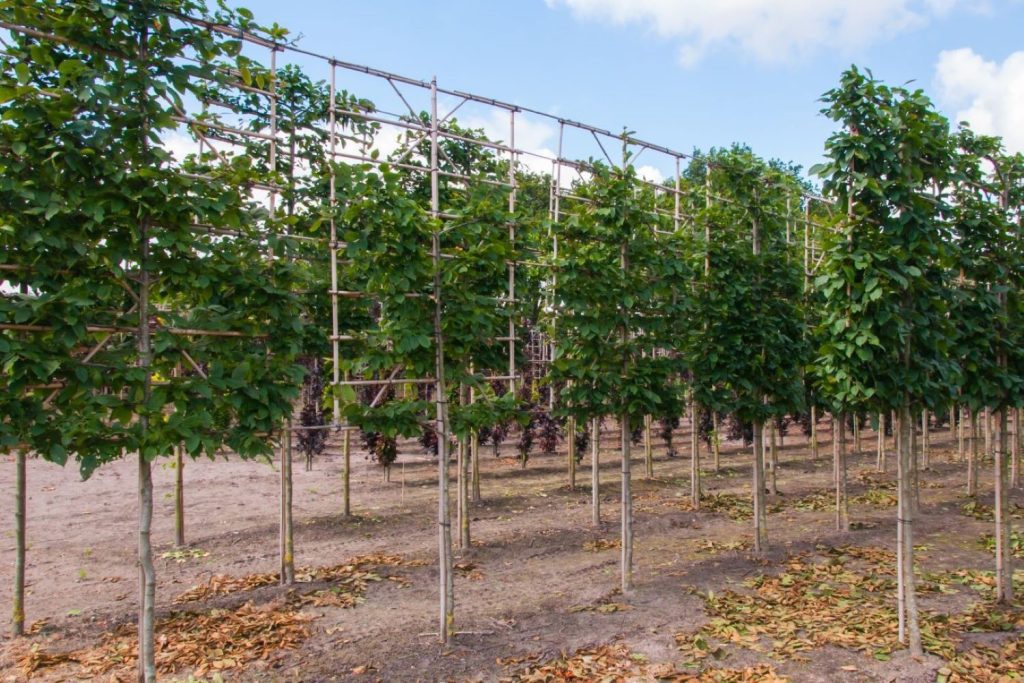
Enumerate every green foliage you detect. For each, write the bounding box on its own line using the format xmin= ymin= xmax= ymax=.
xmin=550 ymin=160 xmax=687 ymax=425
xmin=812 ymin=67 xmax=958 ymax=413
xmin=0 ymin=1 xmax=304 ymax=474
xmin=686 ymin=148 xmax=807 ymax=423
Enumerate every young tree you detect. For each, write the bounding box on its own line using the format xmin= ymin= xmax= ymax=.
xmin=813 ymin=67 xmax=959 ymax=656
xmin=552 ymin=159 xmax=687 ymax=592
xmin=1 ymin=4 xmax=304 ymax=679
xmin=687 ymin=148 xmax=807 ymax=552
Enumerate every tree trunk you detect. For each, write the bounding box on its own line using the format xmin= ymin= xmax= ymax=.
xmin=768 ymin=420 xmax=778 ymax=495
xmin=457 ymin=437 xmax=470 ymax=550
xmin=342 ymin=427 xmax=351 ymax=517
xmin=911 ymin=418 xmax=920 ymax=514
xmin=898 ymin=401 xmax=923 ymax=657
xmin=138 ymin=455 xmax=156 ymax=683
xmin=921 ymin=411 xmax=930 ymax=470
xmin=1013 ymin=408 xmax=1021 ymax=489
xmin=620 ymin=414 xmax=633 ymax=593
xmin=968 ymin=411 xmax=979 ymax=497
xmin=643 ymin=414 xmax=653 ymax=479
xmin=985 ymin=408 xmax=993 ymax=460
xmin=280 ymin=426 xmax=295 ymax=585
xmin=712 ymin=412 xmax=721 ymax=472
xmin=835 ymin=414 xmax=849 ymax=532
xmin=877 ymin=413 xmax=887 ymax=472
xmin=567 ymin=416 xmax=577 ymax=490
xmin=591 ymin=418 xmax=601 ymax=527
xmin=752 ymin=420 xmax=768 ymax=552
xmin=958 ymin=405 xmax=966 ymax=463
xmin=13 ymin=449 xmax=26 ymax=637
xmin=471 ymin=430 xmax=481 ymax=503
xmin=174 ymin=445 xmax=185 ymax=548
xmin=810 ymin=405 xmax=818 ymax=460
xmin=996 ymin=406 xmax=1013 ymax=602
xmin=853 ymin=415 xmax=861 ymax=454
xmin=690 ymin=400 xmax=700 ymax=507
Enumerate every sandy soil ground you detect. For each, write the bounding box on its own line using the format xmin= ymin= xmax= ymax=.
xmin=0 ymin=418 xmax=1018 ymax=682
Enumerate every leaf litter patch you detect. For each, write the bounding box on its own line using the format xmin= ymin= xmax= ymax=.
xmin=675 ymin=544 xmax=1024 ymax=666
xmin=17 ymin=552 xmax=425 ymax=680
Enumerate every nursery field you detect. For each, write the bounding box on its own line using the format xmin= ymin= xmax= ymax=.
xmin=2 ymin=421 xmax=1021 ymax=682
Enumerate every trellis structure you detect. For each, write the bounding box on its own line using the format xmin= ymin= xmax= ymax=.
xmin=0 ymin=3 xmax=846 ymax=678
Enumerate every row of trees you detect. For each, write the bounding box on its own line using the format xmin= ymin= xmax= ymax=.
xmin=3 ymin=1 xmax=1023 ymax=677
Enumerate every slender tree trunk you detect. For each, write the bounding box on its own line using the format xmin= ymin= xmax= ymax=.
xmin=567 ymin=416 xmax=577 ymax=490
xmin=138 ymin=455 xmax=156 ymax=683
xmin=591 ymin=418 xmax=601 ymax=527
xmin=690 ymin=400 xmax=700 ymax=507
xmin=985 ymin=408 xmax=993 ymax=460
xmin=712 ymin=412 xmax=721 ymax=472
xmin=835 ymin=414 xmax=849 ymax=531
xmin=280 ymin=425 xmax=295 ymax=585
xmin=898 ymin=401 xmax=923 ymax=657
xmin=620 ymin=415 xmax=633 ymax=593
xmin=13 ymin=449 xmax=26 ymax=637
xmin=1013 ymin=408 xmax=1021 ymax=489
xmin=457 ymin=437 xmax=470 ymax=550
xmin=950 ymin=405 xmax=957 ymax=462
xmin=969 ymin=411 xmax=979 ymax=497
xmin=958 ymin=405 xmax=966 ymax=463
xmin=996 ymin=406 xmax=1013 ymax=602
xmin=810 ymin=406 xmax=818 ymax=461
xmin=877 ymin=413 xmax=887 ymax=473
xmin=768 ymin=420 xmax=778 ymax=495
xmin=643 ymin=414 xmax=653 ymax=479
xmin=853 ymin=415 xmax=861 ymax=454
xmin=752 ymin=420 xmax=768 ymax=552
xmin=921 ymin=411 xmax=930 ymax=470
xmin=342 ymin=427 xmax=351 ymax=516
xmin=911 ymin=418 xmax=920 ymax=514
xmin=470 ymin=430 xmax=481 ymax=503
xmin=174 ymin=445 xmax=185 ymax=548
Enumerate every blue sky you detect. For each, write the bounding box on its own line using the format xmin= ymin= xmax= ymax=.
xmin=233 ymin=0 xmax=1024 ymax=181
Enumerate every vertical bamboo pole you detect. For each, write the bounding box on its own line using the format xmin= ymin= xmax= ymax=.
xmin=328 ymin=66 xmax=351 ymax=518
xmin=751 ymin=203 xmax=767 ymax=552
xmin=768 ymin=420 xmax=778 ymax=495
xmin=430 ymin=79 xmax=454 ymax=644
xmin=959 ymin=405 xmax=966 ymax=463
xmin=620 ymin=414 xmax=633 ymax=593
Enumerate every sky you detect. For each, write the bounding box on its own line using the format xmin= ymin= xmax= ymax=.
xmin=230 ymin=0 xmax=1024 ymax=182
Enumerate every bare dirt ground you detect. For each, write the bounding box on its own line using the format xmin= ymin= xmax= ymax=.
xmin=0 ymin=419 xmax=1021 ymax=682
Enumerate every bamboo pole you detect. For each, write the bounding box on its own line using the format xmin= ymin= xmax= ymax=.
xmin=430 ymin=78 xmax=455 ymax=645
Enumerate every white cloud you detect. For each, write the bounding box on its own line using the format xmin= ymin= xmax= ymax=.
xmin=463 ymin=109 xmax=586 ymax=184
xmin=635 ymin=164 xmax=665 ymax=184
xmin=546 ymin=0 xmax=968 ymax=66
xmin=935 ymin=48 xmax=1024 ymax=152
